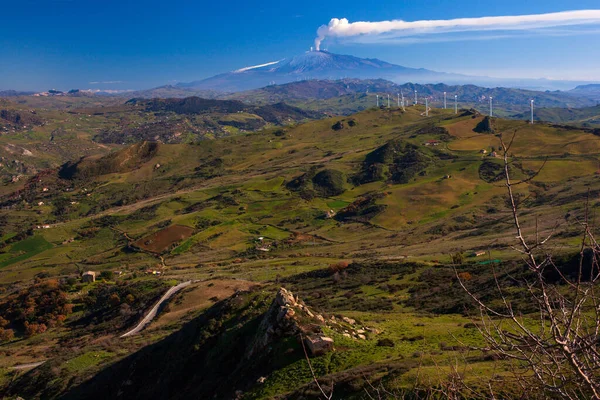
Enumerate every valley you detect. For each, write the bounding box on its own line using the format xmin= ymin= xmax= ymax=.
xmin=1 ymin=100 xmax=599 ymax=398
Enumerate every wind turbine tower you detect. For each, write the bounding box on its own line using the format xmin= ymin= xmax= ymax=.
xmin=454 ymin=95 xmax=458 ymax=114
xmin=376 ymin=95 xmax=379 ymax=107
xmin=388 ymin=94 xmax=390 ymax=108
xmin=425 ymin=98 xmax=429 ymax=117
xmin=414 ymin=90 xmax=418 ymax=106
xmin=443 ymin=92 xmax=447 ymax=109
xmin=490 ymin=96 xmax=493 ymax=117
xmin=530 ymin=99 xmax=534 ymax=124
xmin=401 ymin=90 xmax=406 ymax=111
xmin=397 ymin=93 xmax=400 ymax=107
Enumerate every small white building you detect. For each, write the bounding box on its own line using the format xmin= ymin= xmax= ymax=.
xmin=82 ymin=271 xmax=96 ymax=283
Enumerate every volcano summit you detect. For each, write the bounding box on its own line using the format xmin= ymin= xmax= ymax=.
xmin=176 ymin=50 xmax=457 ymax=92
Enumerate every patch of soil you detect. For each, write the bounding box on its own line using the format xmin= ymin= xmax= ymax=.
xmin=133 ymin=225 xmax=195 ymax=253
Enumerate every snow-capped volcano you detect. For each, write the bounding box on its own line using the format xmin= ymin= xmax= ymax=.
xmin=177 ymin=51 xmax=456 ymax=92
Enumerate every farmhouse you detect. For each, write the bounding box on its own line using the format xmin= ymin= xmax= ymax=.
xmin=82 ymin=271 xmax=96 ymax=283
xmin=424 ymin=140 xmax=440 ymax=146
xmin=472 ymin=251 xmax=487 ymax=257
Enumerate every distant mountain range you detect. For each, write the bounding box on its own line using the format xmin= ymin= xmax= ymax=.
xmin=172 ymin=50 xmax=599 ymax=93
xmin=227 ymin=79 xmax=594 ymax=109
xmin=568 ymin=84 xmax=600 ymax=102
xmin=0 ymin=90 xmax=35 ymax=97
xmin=3 ymin=51 xmax=599 ymax=99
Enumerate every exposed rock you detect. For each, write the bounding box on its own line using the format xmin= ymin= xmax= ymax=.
xmin=304 ymin=336 xmax=334 ymax=356
xmin=276 ymin=287 xmax=296 ymax=307
xmin=358 ymin=334 xmax=366 ymax=340
xmin=246 ymin=288 xmax=301 ymax=359
xmin=316 ymin=314 xmax=325 ymax=323
xmin=324 ymin=209 xmax=336 ymax=219
xmin=257 ymin=377 xmax=267 ymax=384
xmin=342 ymin=316 xmax=356 ymax=325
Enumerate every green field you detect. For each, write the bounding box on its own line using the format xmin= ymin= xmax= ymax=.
xmin=1 ymin=104 xmax=599 ymax=399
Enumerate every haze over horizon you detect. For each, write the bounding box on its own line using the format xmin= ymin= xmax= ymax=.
xmin=2 ymin=0 xmax=600 ymax=91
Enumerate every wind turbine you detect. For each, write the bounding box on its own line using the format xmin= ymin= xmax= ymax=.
xmin=425 ymin=97 xmax=429 ymax=117
xmin=530 ymin=99 xmax=534 ymax=124
xmin=401 ymin=90 xmax=405 ymax=111
xmin=376 ymin=95 xmax=379 ymax=107
xmin=490 ymin=96 xmax=493 ymax=117
xmin=454 ymin=95 xmax=458 ymax=114
xmin=397 ymin=93 xmax=400 ymax=107
xmin=388 ymin=94 xmax=390 ymax=108
xmin=414 ymin=90 xmax=418 ymax=106
xmin=443 ymin=92 xmax=447 ymax=109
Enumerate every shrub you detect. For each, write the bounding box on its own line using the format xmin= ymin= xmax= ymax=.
xmin=100 ymin=271 xmax=114 ymax=281
xmin=329 ymin=261 xmax=350 ymax=273
xmin=0 ymin=328 xmax=14 ymax=342
xmin=376 ymin=338 xmax=395 ymax=347
xmin=332 ymin=121 xmax=344 ymax=130
xmin=458 ymin=271 xmax=472 ymax=281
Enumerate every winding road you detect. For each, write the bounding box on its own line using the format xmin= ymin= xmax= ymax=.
xmin=120 ymin=280 xmax=192 ymax=338
xmin=12 ymin=361 xmax=46 ymax=370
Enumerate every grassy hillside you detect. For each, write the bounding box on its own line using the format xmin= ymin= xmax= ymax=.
xmin=512 ymin=104 xmax=600 ymax=127
xmin=0 ymin=96 xmax=324 ymax=194
xmin=226 ymin=79 xmax=596 ymax=116
xmin=1 ymin=106 xmax=600 ymax=398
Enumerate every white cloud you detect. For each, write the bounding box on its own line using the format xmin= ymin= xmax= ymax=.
xmin=315 ymin=10 xmax=600 ymax=49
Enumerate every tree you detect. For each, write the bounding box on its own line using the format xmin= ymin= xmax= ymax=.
xmin=108 ymin=293 xmax=121 ymax=307
xmin=451 ymin=252 xmax=464 ymax=265
xmin=458 ymin=129 xmax=600 ymax=399
xmin=100 ymin=271 xmax=114 ymax=281
xmin=125 ymin=294 xmax=135 ymax=305
xmin=0 ymin=328 xmax=14 ymax=342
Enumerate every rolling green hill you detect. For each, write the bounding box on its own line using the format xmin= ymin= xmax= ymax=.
xmin=512 ymin=104 xmax=600 ymax=127
xmin=2 ymin=106 xmax=600 ymax=398
xmin=0 ymin=97 xmax=323 ymax=192
xmin=225 ymin=79 xmax=596 ymax=116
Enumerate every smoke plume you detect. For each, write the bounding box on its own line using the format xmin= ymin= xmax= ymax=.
xmin=314 ymin=10 xmax=600 ymax=50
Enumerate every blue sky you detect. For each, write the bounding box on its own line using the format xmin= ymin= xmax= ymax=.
xmin=1 ymin=0 xmax=600 ymax=90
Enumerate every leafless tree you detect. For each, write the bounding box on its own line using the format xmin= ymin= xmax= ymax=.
xmin=457 ymin=129 xmax=600 ymax=399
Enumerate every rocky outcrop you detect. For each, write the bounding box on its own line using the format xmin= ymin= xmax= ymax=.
xmin=304 ymin=336 xmax=334 ymax=356
xmin=246 ymin=287 xmax=331 ymax=359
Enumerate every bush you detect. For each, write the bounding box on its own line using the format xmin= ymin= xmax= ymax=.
xmin=0 ymin=328 xmax=14 ymax=342
xmin=100 ymin=271 xmax=114 ymax=281
xmin=332 ymin=121 xmax=344 ymax=130
xmin=329 ymin=261 xmax=350 ymax=273
xmin=376 ymin=338 xmax=395 ymax=347
xmin=0 ymin=280 xmax=73 ymax=336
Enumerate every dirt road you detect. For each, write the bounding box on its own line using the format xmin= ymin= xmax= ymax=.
xmin=120 ymin=281 xmax=192 ymax=338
